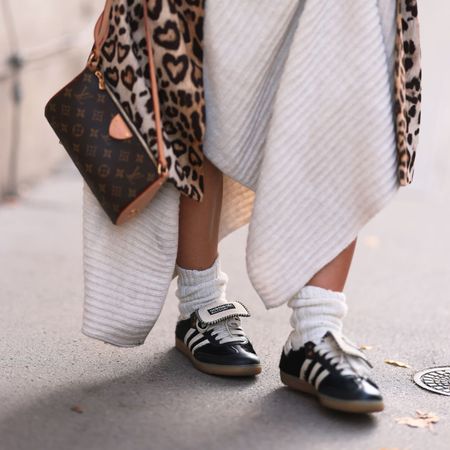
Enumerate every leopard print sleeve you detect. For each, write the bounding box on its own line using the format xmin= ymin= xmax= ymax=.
xmin=395 ymin=0 xmax=422 ymax=186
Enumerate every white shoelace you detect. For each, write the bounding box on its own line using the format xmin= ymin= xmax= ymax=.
xmin=205 ymin=317 xmax=248 ymax=345
xmin=315 ymin=333 xmax=372 ymax=379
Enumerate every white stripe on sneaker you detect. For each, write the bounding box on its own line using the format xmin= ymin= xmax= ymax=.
xmin=188 ymin=333 xmax=205 ymax=350
xmin=184 ymin=328 xmax=196 ymax=345
xmin=300 ymin=358 xmax=313 ymax=380
xmin=314 ymin=368 xmax=330 ymax=390
xmin=191 ymin=339 xmax=208 ymax=354
xmin=308 ymin=362 xmax=322 ymax=384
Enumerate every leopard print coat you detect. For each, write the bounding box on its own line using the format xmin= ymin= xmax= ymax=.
xmin=97 ymin=0 xmax=421 ymax=202
xmin=395 ymin=0 xmax=422 ymax=185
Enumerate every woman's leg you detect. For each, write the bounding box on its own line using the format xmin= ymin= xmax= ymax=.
xmin=174 ymin=156 xmax=261 ymax=376
xmin=285 ymin=238 xmax=358 ymax=349
xmin=176 ymin=156 xmax=223 ymax=270
xmin=281 ymin=236 xmax=384 ymax=413
xmin=306 ymin=238 xmax=357 ymax=292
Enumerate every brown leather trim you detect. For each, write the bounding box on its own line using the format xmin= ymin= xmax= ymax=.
xmin=115 ymin=172 xmax=170 ymax=225
xmin=93 ymin=0 xmax=114 ymax=58
xmin=109 ymin=113 xmax=133 ymax=140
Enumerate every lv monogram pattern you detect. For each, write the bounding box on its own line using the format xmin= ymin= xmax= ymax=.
xmin=44 ymin=67 xmax=159 ymax=224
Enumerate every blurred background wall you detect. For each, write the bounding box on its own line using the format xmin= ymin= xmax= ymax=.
xmin=414 ymin=1 xmax=450 ymax=202
xmin=0 ymin=0 xmax=104 ymax=198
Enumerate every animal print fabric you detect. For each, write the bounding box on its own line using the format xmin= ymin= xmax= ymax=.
xmin=96 ymin=0 xmax=421 ymax=202
xmin=395 ymin=0 xmax=422 ymax=185
xmin=98 ymin=0 xmax=206 ymax=201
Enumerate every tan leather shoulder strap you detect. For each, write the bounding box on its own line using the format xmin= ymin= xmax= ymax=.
xmin=142 ymin=2 xmax=167 ymax=171
xmin=93 ymin=0 xmax=114 ymax=57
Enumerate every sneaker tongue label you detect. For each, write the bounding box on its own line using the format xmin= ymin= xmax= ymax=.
xmin=207 ymin=304 xmax=236 ymax=315
xmin=197 ymin=301 xmax=250 ymax=324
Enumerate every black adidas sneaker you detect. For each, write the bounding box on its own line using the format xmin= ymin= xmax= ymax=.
xmin=279 ymin=330 xmax=384 ymax=414
xmin=175 ymin=300 xmax=261 ymax=377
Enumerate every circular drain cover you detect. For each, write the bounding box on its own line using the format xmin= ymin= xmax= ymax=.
xmin=414 ymin=366 xmax=450 ymax=396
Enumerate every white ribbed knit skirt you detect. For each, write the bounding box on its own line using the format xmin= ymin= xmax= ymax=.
xmin=81 ymin=0 xmax=400 ymax=347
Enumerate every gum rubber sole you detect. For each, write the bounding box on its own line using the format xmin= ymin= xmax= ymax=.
xmin=176 ymin=338 xmax=262 ymax=377
xmin=280 ymin=371 xmax=384 ymax=414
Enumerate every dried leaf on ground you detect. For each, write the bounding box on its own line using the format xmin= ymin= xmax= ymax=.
xmin=70 ymin=405 xmax=84 ymax=414
xmin=395 ymin=410 xmax=439 ymax=430
xmin=384 ymin=359 xmax=411 ymax=369
xmin=416 ymin=410 xmax=440 ymax=422
xmin=360 ymin=345 xmax=373 ymax=351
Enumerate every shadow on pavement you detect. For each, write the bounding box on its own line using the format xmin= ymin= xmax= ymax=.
xmin=1 ymin=348 xmax=378 ymax=450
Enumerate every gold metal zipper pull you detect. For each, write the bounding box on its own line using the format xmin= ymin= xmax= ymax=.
xmin=94 ymin=70 xmax=105 ymax=90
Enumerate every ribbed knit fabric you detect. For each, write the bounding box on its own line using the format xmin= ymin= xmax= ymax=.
xmin=175 ymin=255 xmax=228 ymax=320
xmin=204 ymin=0 xmax=400 ymax=307
xmin=284 ymin=285 xmax=348 ymax=354
xmin=81 ymin=181 xmax=180 ymax=347
xmin=82 ymin=0 xmax=400 ymax=347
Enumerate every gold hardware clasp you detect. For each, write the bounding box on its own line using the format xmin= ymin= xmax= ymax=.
xmin=158 ymin=163 xmax=168 ymax=176
xmin=94 ymin=70 xmax=105 ymax=90
xmin=87 ymin=51 xmax=99 ymax=70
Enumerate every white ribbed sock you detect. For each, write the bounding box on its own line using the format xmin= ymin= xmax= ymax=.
xmin=284 ymin=284 xmax=348 ymax=353
xmin=175 ymin=255 xmax=228 ymax=320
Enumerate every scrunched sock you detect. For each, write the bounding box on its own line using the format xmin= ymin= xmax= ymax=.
xmin=175 ymin=255 xmax=228 ymax=320
xmin=284 ymin=284 xmax=348 ymax=353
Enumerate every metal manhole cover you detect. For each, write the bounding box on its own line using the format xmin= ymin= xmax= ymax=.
xmin=414 ymin=366 xmax=450 ymax=396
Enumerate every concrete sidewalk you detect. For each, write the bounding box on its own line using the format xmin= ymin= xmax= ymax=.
xmin=0 ymin=158 xmax=449 ymax=450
